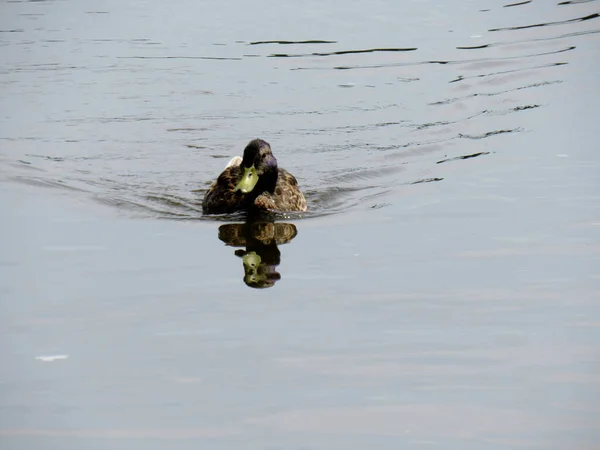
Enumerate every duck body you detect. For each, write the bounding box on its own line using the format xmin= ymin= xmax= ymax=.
xmin=202 ymin=139 xmax=307 ymax=215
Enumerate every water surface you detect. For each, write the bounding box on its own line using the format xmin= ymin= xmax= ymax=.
xmin=1 ymin=0 xmax=599 ymax=449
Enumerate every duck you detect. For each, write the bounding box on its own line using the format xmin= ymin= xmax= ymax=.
xmin=202 ymin=139 xmax=307 ymax=215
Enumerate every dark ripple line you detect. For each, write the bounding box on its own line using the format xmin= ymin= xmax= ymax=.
xmin=88 ymin=38 xmax=152 ymax=42
xmin=117 ymin=56 xmax=241 ymax=61
xmin=513 ymin=104 xmax=541 ymax=111
xmin=302 ymin=121 xmax=407 ymax=136
xmin=459 ymin=129 xmax=521 ymax=140
xmin=370 ymin=137 xmax=453 ymax=157
xmin=96 ymin=196 xmax=203 ymax=219
xmin=412 ymin=109 xmax=497 ymax=132
xmin=457 ymin=28 xmax=600 ymax=50
xmin=369 ymin=203 xmax=391 ymax=210
xmin=489 ymin=13 xmax=599 ymax=31
xmin=8 ymin=65 xmax=80 ymax=73
xmin=8 ymin=176 xmax=87 ymax=193
xmin=469 ymin=104 xmax=542 ymax=117
xmin=430 ymin=80 xmax=561 ymax=106
xmin=249 ymin=40 xmax=337 ymax=45
xmin=25 ymin=153 xmax=64 ymax=162
xmin=414 ymin=104 xmax=534 ymax=129
xmin=293 ymin=46 xmax=575 ymax=71
xmin=268 ymin=47 xmax=418 ymax=58
xmin=504 ymin=0 xmax=532 ymax=7
xmin=558 ymin=0 xmax=597 ymax=5
xmin=410 ymin=177 xmax=444 ymax=184
xmin=437 ymin=152 xmax=491 ymax=164
xmin=302 ymin=185 xmax=390 ymax=217
xmin=449 ymin=62 xmax=567 ymax=83
xmin=143 ymin=194 xmax=204 ymax=213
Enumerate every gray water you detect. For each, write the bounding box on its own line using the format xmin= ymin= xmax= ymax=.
xmin=1 ymin=0 xmax=600 ymax=448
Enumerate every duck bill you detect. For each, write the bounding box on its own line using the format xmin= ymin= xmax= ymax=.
xmin=242 ymin=252 xmax=269 ymax=288
xmin=234 ymin=166 xmax=259 ymax=193
xmin=242 ymin=251 xmax=262 ymax=271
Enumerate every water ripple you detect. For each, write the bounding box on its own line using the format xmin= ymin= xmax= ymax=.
xmin=2 ymin=0 xmax=598 ymax=220
xmin=268 ymin=47 xmax=417 ymax=58
xmin=489 ymin=13 xmax=599 ymax=32
xmin=437 ymin=152 xmax=491 ymax=165
xmin=449 ymin=63 xmax=567 ymax=83
xmin=457 ymin=28 xmax=600 ymax=50
xmin=429 ymin=81 xmax=562 ymax=106
xmin=292 ymin=46 xmax=575 ymax=71
xmin=458 ymin=129 xmax=522 ymax=140
xmin=503 ymin=0 xmax=532 ymax=7
xmin=249 ymin=40 xmax=337 ymax=45
xmin=117 ymin=56 xmax=242 ymax=61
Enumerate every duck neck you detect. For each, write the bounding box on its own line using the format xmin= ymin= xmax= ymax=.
xmin=255 ymin=167 xmax=278 ymax=195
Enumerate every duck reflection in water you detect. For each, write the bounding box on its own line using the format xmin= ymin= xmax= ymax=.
xmin=218 ymin=221 xmax=298 ymax=289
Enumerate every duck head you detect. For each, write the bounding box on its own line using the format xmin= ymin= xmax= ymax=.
xmin=234 ymin=139 xmax=278 ymax=194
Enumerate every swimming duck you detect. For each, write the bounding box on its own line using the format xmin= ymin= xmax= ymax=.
xmin=202 ymin=139 xmax=307 ymax=215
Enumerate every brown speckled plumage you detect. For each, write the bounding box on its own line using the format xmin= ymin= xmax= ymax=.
xmin=202 ymin=139 xmax=307 ymax=215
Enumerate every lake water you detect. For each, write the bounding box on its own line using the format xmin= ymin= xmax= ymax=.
xmin=1 ymin=0 xmax=599 ymax=449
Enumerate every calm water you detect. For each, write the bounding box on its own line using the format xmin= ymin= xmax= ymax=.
xmin=1 ymin=0 xmax=599 ymax=448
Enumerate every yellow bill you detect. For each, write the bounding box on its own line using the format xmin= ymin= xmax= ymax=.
xmin=234 ymin=166 xmax=259 ymax=193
